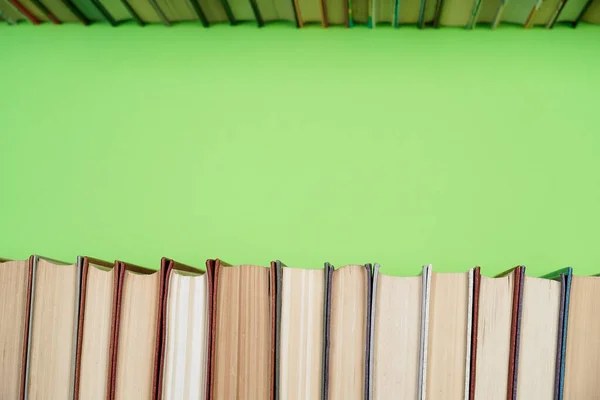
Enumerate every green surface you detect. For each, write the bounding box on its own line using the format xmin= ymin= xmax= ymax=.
xmin=1 ymin=23 xmax=600 ymax=276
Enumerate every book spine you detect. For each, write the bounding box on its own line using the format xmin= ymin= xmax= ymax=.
xmin=547 ymin=0 xmax=567 ymax=27
xmin=270 ymin=262 xmax=277 ymax=400
xmin=523 ymin=0 xmax=542 ymax=28
xmin=70 ymin=258 xmax=84 ymax=399
xmin=208 ymin=260 xmax=221 ymax=400
xmin=219 ymin=0 xmax=237 ymax=25
xmin=468 ymin=267 xmax=481 ymax=400
xmin=290 ymin=0 xmax=301 ymax=27
xmin=22 ymin=256 xmax=40 ymax=400
xmin=417 ymin=0 xmax=426 ymax=27
xmin=463 ymin=268 xmax=475 ymax=400
xmin=491 ymin=1 xmax=506 ymax=29
xmin=186 ymin=0 xmax=209 ymax=26
xmin=7 ymin=0 xmax=40 ymax=24
xmin=30 ymin=0 xmax=61 ymax=23
xmin=320 ymin=0 xmax=328 ymax=26
xmin=418 ymin=264 xmax=432 ymax=400
xmin=148 ymin=0 xmax=171 ymax=26
xmin=507 ymin=266 xmax=525 ymax=400
xmin=558 ymin=269 xmax=572 ymax=399
xmin=119 ymin=0 xmax=145 ymax=25
xmin=467 ymin=0 xmax=483 ymax=29
xmin=60 ymin=0 xmax=90 ymax=25
xmin=364 ymin=264 xmax=374 ymax=400
xmin=246 ymin=0 xmax=264 ymax=26
xmin=20 ymin=256 xmax=35 ymax=400
xmin=432 ymin=0 xmax=444 ymax=27
xmin=573 ymin=0 xmax=594 ymax=27
xmin=368 ymin=264 xmax=379 ymax=400
xmin=347 ymin=0 xmax=352 ymax=26
xmin=273 ymin=261 xmax=283 ymax=399
xmin=89 ymin=0 xmax=118 ymax=25
xmin=322 ymin=263 xmax=333 ymax=400
xmin=153 ymin=259 xmax=170 ymax=400
xmin=107 ymin=262 xmax=125 ymax=400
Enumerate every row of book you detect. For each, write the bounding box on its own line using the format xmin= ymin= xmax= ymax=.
xmin=0 ymin=255 xmax=599 ymax=399
xmin=1 ymin=0 xmax=599 ymax=27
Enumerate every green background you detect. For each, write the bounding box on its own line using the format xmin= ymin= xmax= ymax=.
xmin=1 ymin=23 xmax=599 ymax=276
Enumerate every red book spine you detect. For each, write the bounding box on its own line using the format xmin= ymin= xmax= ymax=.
xmin=7 ymin=0 xmax=41 ymax=24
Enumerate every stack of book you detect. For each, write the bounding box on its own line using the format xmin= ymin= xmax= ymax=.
xmin=1 ymin=256 xmax=599 ymax=399
xmin=0 ymin=0 xmax=599 ymax=28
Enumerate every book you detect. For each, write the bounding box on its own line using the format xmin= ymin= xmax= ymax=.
xmin=295 ymin=0 xmax=325 ymax=25
xmin=120 ymin=0 xmax=169 ymax=24
xmin=424 ymin=266 xmax=475 ymax=399
xmin=0 ymin=0 xmax=26 ymax=22
xmin=500 ymin=0 xmax=539 ymax=25
xmin=371 ymin=0 xmax=394 ymax=25
xmin=33 ymin=0 xmax=82 ymax=22
xmin=0 ymin=257 xmax=33 ymax=400
xmin=210 ymin=260 xmax=275 ymax=399
xmin=275 ymin=261 xmax=326 ymax=399
xmin=324 ymin=0 xmax=348 ymax=25
xmin=25 ymin=256 xmax=81 ymax=399
xmin=437 ymin=0 xmax=473 ymax=26
xmin=221 ymin=0 xmax=262 ymax=24
xmin=95 ymin=0 xmax=134 ymax=22
xmin=526 ymin=0 xmax=563 ymax=27
xmin=325 ymin=263 xmax=371 ymax=400
xmin=475 ymin=0 xmax=502 ymax=26
xmin=3 ymin=0 xmax=42 ymax=22
xmin=352 ymin=0 xmax=368 ymax=23
xmin=111 ymin=261 xmax=162 ymax=399
xmin=13 ymin=0 xmax=51 ymax=20
xmin=3 ymin=256 xmax=599 ymax=399
xmin=419 ymin=0 xmax=436 ymax=26
xmin=370 ymin=264 xmax=424 ymax=400
xmin=74 ymin=257 xmax=118 ymax=400
xmin=200 ymin=0 xmax=229 ymax=22
xmin=253 ymin=0 xmax=297 ymax=24
xmin=553 ymin=0 xmax=591 ymax=24
xmin=471 ymin=266 xmax=524 ymax=400
xmin=151 ymin=0 xmax=203 ymax=22
xmin=70 ymin=0 xmax=115 ymax=22
xmin=582 ymin=0 xmax=600 ymax=22
xmin=563 ymin=274 xmax=600 ymax=399
xmin=158 ymin=257 xmax=212 ymax=400
xmin=397 ymin=0 xmax=422 ymax=24
xmin=515 ymin=270 xmax=563 ymax=399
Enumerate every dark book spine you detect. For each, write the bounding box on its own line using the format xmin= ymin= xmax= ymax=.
xmin=248 ymin=0 xmax=264 ymax=26
xmin=417 ymin=0 xmax=426 ymax=28
xmin=30 ymin=0 xmax=62 ymax=23
xmin=61 ymin=0 xmax=91 ymax=24
xmin=187 ymin=0 xmax=209 ymax=27
xmin=432 ymin=0 xmax=444 ymax=27
xmin=148 ymin=0 xmax=171 ymax=26
xmin=573 ymin=0 xmax=594 ymax=26
xmin=290 ymin=0 xmax=300 ymax=27
xmin=89 ymin=0 xmax=119 ymax=25
xmin=219 ymin=0 xmax=237 ymax=24
xmin=347 ymin=0 xmax=352 ymax=26
xmin=320 ymin=0 xmax=328 ymax=27
xmin=119 ymin=0 xmax=145 ymax=25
